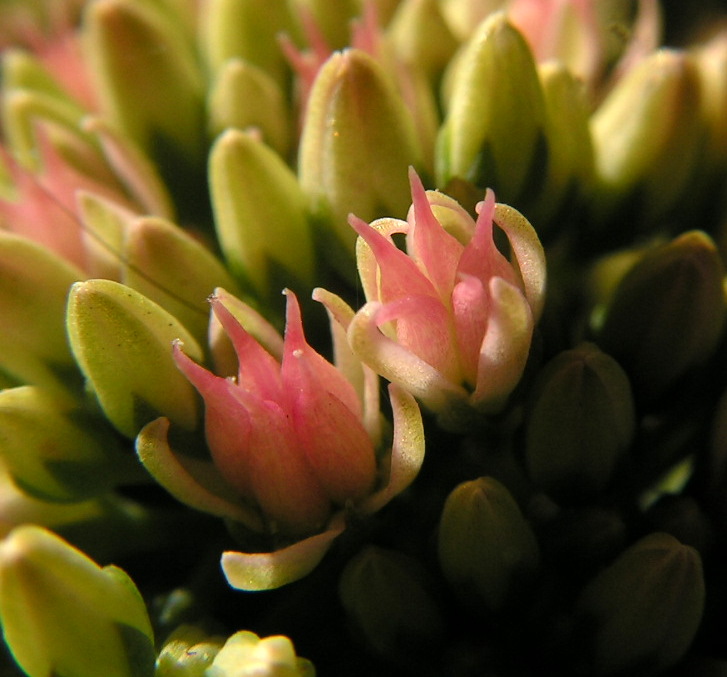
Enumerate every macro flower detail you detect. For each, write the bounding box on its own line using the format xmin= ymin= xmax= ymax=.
xmin=174 ymin=289 xmax=377 ymax=536
xmin=348 ymin=168 xmax=545 ymax=430
xmin=137 ymin=287 xmax=424 ymax=590
xmin=1 ymin=1 xmax=726 ymax=674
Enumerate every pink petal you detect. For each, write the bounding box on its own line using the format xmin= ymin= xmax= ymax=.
xmin=405 ymin=168 xmax=463 ymax=301
xmin=239 ymin=396 xmax=331 ymax=536
xmin=452 ymin=274 xmax=489 ymax=386
xmin=458 ymin=189 xmax=519 ymax=289
xmin=353 ymin=215 xmax=408 ymax=303
xmin=289 ymin=384 xmax=377 ymax=505
xmin=173 ymin=341 xmax=255 ymax=497
xmin=348 ymin=302 xmax=470 ymax=417
xmin=472 ymin=277 xmax=534 ymax=412
xmin=0 ymin=147 xmax=87 ymax=270
xmin=312 ymin=287 xmax=383 ymax=446
xmin=349 ymin=213 xmax=438 ymax=303
xmin=282 ymin=292 xmax=377 ymax=503
xmin=175 ymin=339 xmax=330 ymax=536
xmin=376 ymin=293 xmax=460 ymax=382
xmin=282 ymin=289 xmax=362 ymax=418
xmin=211 ymin=295 xmax=283 ymax=402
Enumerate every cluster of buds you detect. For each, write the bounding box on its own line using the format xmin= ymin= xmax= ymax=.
xmin=1 ymin=0 xmax=726 ymax=675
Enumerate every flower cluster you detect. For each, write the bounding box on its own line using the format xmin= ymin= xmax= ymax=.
xmin=1 ymin=1 xmax=726 ymax=676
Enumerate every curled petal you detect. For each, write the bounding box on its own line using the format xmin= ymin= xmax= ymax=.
xmin=353 ymin=216 xmax=408 ymax=302
xmin=493 ymin=203 xmax=547 ymax=321
xmin=312 ymin=287 xmax=382 ymax=445
xmin=221 ymin=516 xmax=346 ymax=591
xmin=358 ymin=384 xmax=425 ymax=515
xmin=472 ymin=277 xmax=534 ymax=412
xmin=348 ymin=302 xmax=470 ymax=422
xmin=311 ymin=286 xmax=363 ymax=391
xmin=349 ymin=213 xmax=437 ymax=303
xmin=422 ymin=190 xmax=477 ymax=244
xmin=136 ymin=417 xmax=264 ymax=530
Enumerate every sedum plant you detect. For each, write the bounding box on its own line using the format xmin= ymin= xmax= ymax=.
xmin=0 ymin=0 xmax=725 ymax=675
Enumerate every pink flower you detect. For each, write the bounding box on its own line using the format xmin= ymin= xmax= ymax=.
xmin=347 ymin=169 xmax=546 ymax=431
xmin=0 ymin=0 xmax=96 ymax=110
xmin=506 ymin=0 xmax=661 ymax=96
xmin=0 ymin=118 xmax=174 ymax=275
xmin=137 ymin=287 xmax=424 ymax=589
xmin=173 ymin=289 xmax=377 ymax=535
xmin=0 ymin=131 xmax=133 ymax=272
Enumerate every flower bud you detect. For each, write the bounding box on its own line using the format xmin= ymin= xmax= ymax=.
xmin=200 ymin=0 xmax=297 ymax=86
xmin=121 ymin=214 xmax=242 ymax=345
xmin=0 ymin=465 xmax=103 ymax=540
xmin=169 ymin=289 xmax=377 ymax=536
xmin=74 ymin=190 xmax=133 ymax=280
xmin=0 ymin=385 xmax=140 ymax=502
xmin=642 ymin=495 xmax=714 ymax=556
xmin=506 ymin=0 xmax=610 ymax=91
xmin=1 ymin=47 xmax=84 ymax=110
xmin=524 ymin=343 xmax=635 ymax=502
xmin=82 ymin=115 xmax=176 ymax=220
xmin=708 ymin=385 xmax=727 ymax=514
xmin=66 ymin=279 xmax=202 ymax=437
xmin=206 ymin=630 xmax=315 ymax=677
xmin=338 ymin=546 xmax=445 ymax=666
xmin=694 ymin=31 xmax=727 ymax=174
xmin=590 ymin=49 xmax=704 ymax=237
xmin=83 ymin=0 xmax=206 ymax=172
xmin=155 ymin=625 xmax=226 ymax=677
xmin=536 ymin=505 xmax=627 ymax=573
xmin=298 ymin=48 xmax=424 ymax=275
xmin=0 ymin=231 xmax=83 ymax=393
xmin=438 ymin=0 xmax=504 ymax=40
xmin=0 ymin=525 xmax=155 ymax=677
xmin=597 ymin=231 xmax=726 ymax=404
xmin=437 ymin=477 xmax=540 ymax=613
xmin=531 ymin=61 xmax=594 ymax=231
xmin=290 ymin=0 xmax=362 ymax=50
xmin=386 ymin=0 xmax=460 ymax=83
xmin=574 ymin=532 xmax=705 ymax=675
xmin=0 ymin=86 xmax=86 ymax=172
xmin=436 ymin=12 xmax=548 ymax=204
xmin=207 ymin=58 xmax=291 ymax=157
xmin=209 ymin=129 xmax=316 ymax=304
